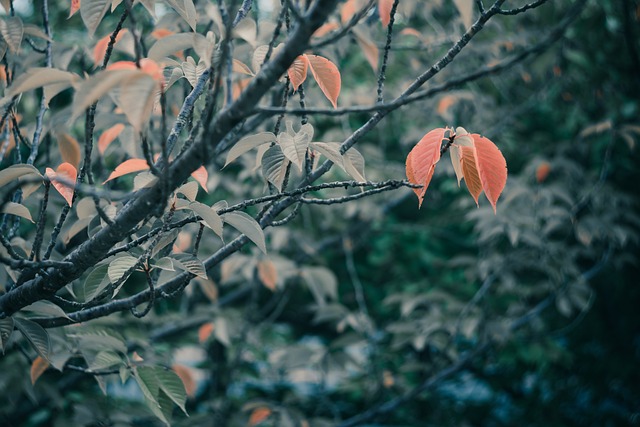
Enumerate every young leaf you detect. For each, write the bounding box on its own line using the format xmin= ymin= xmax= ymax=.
xmin=189 ymin=201 xmax=223 ymax=238
xmin=306 ymin=54 xmax=341 ymax=108
xmin=31 ymin=356 xmax=50 ymax=385
xmin=0 ymin=164 xmax=42 ymax=187
xmin=134 ymin=366 xmax=168 ymax=424
xmin=171 ymin=253 xmax=208 ymax=279
xmin=262 ymin=145 xmax=290 ymax=192
xmin=341 ymin=0 xmax=358 ymax=23
xmin=98 ymin=123 xmax=125 ymax=155
xmin=343 ymin=148 xmax=366 ymax=182
xmin=14 ymin=318 xmax=51 ymax=361
xmin=405 ymin=128 xmax=446 ymax=207
xmin=460 ymin=145 xmax=483 ymax=205
xmin=0 ymin=16 xmax=23 ymax=52
xmin=176 ymin=181 xmax=199 ymax=202
xmin=277 ymin=122 xmax=313 ymax=171
xmin=45 ymin=163 xmax=77 ymax=207
xmin=172 ymin=364 xmax=197 ymax=398
xmin=80 ymin=0 xmax=110 ymax=37
xmin=471 ymin=134 xmax=507 ymax=213
xmin=378 ymin=0 xmax=395 ymax=27
xmin=224 ymin=132 xmax=276 ymax=167
xmin=70 ymin=0 xmax=80 ymax=17
xmin=249 ymin=407 xmax=272 ymax=426
xmin=223 ymin=211 xmax=267 ymax=254
xmin=288 ymin=55 xmax=309 ymax=91
xmin=449 ymin=144 xmax=464 ymax=186
xmin=103 ymin=158 xmax=150 ymax=183
xmin=1 ymin=202 xmax=33 ymax=222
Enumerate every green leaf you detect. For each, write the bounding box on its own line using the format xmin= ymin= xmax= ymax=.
xmin=223 ymin=211 xmax=267 ymax=254
xmin=0 ymin=317 xmax=14 ymax=354
xmin=343 ymin=148 xmax=366 ymax=182
xmin=277 ymin=122 xmax=313 ymax=172
xmin=189 ymin=201 xmax=223 ymax=238
xmin=1 ymin=202 xmax=33 ymax=222
xmin=302 ymin=267 xmax=338 ymax=306
xmin=155 ymin=367 xmax=188 ymax=414
xmin=21 ymin=300 xmax=72 ymax=320
xmin=0 ymin=16 xmax=23 ymax=52
xmin=148 ymin=32 xmax=207 ymax=62
xmin=171 ymin=253 xmax=207 ymax=279
xmin=14 ymin=317 xmax=51 ymax=361
xmin=310 ymin=142 xmax=344 ymax=167
xmin=262 ymin=145 xmax=289 ymax=192
xmin=0 ymin=164 xmax=43 ymax=187
xmin=80 ymin=0 xmax=110 ymax=37
xmin=135 ymin=366 xmax=168 ymax=425
xmin=224 ymin=132 xmax=276 ymax=167
xmin=89 ymin=350 xmax=123 ymax=370
xmin=163 ymin=0 xmax=197 ymax=31
xmin=80 ymin=264 xmax=110 ymax=302
xmin=108 ymin=255 xmax=138 ymax=284
xmin=4 ymin=68 xmax=77 ymax=99
xmin=68 ymin=330 xmax=127 ymax=354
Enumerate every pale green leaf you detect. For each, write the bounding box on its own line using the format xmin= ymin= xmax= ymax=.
xmin=0 ymin=317 xmax=14 ymax=354
xmin=108 ymin=255 xmax=138 ymax=284
xmin=302 ymin=267 xmax=338 ymax=306
xmin=163 ymin=0 xmax=197 ymax=31
xmin=81 ymin=264 xmax=110 ymax=302
xmin=154 ymin=367 xmax=188 ymax=414
xmin=0 ymin=16 xmax=23 ymax=52
xmin=148 ymin=32 xmax=207 ymax=62
xmin=310 ymin=142 xmax=344 ymax=167
xmin=262 ymin=145 xmax=289 ymax=192
xmin=0 ymin=164 xmax=43 ymax=187
xmin=189 ymin=201 xmax=223 ymax=238
xmin=89 ymin=350 xmax=123 ymax=370
xmin=224 ymin=132 xmax=276 ymax=167
xmin=80 ymin=0 xmax=111 ymax=37
xmin=1 ymin=202 xmax=33 ymax=222
xmin=343 ymin=148 xmax=366 ymax=182
xmin=4 ymin=68 xmax=76 ymax=99
xmin=118 ymin=73 xmax=159 ymax=132
xmin=176 ymin=181 xmax=199 ymax=202
xmin=223 ymin=211 xmax=266 ymax=254
xmin=171 ymin=253 xmax=207 ymax=279
xmin=21 ymin=300 xmax=72 ymax=320
xmin=71 ymin=69 xmax=139 ymax=122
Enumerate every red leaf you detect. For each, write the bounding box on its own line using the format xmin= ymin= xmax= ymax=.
xmin=305 ymin=54 xmax=341 ymax=108
xmin=257 ymin=259 xmax=278 ymax=291
xmin=56 ymin=132 xmax=81 ymax=169
xmin=69 ymin=0 xmax=80 ymax=18
xmin=405 ymin=128 xmax=446 ymax=208
xmin=31 ymin=356 xmax=50 ymax=385
xmin=93 ymin=29 xmax=127 ymax=66
xmin=45 ymin=162 xmax=77 ymax=207
xmin=471 ymin=134 xmax=507 ymax=213
xmin=341 ymin=0 xmax=358 ymax=24
xmin=98 ymin=123 xmax=125 ymax=155
xmin=191 ymin=165 xmax=209 ymax=192
xmin=103 ymin=158 xmax=150 ymax=184
xmin=248 ymin=407 xmax=272 ymax=426
xmin=198 ymin=322 xmax=214 ymax=343
xmin=536 ymin=161 xmax=551 ymax=183
xmin=460 ymin=145 xmax=482 ymax=205
xmin=379 ymin=0 xmax=395 ymax=27
xmin=287 ymin=55 xmax=309 ymax=91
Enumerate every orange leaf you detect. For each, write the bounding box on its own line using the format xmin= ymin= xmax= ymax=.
xmin=108 ymin=59 xmax=164 ymax=83
xmin=46 ymin=162 xmax=77 ymax=207
xmin=103 ymin=158 xmax=150 ymax=184
xmin=471 ymin=134 xmax=507 ymax=213
xmin=93 ymin=30 xmax=127 ymax=66
xmin=31 ymin=356 xmax=50 ymax=385
xmin=191 ymin=166 xmax=209 ymax=192
xmin=198 ymin=322 xmax=214 ymax=343
xmin=287 ymin=55 xmax=309 ymax=91
xmin=313 ymin=22 xmax=339 ymax=38
xmin=56 ymin=132 xmax=81 ymax=169
xmin=341 ymin=0 xmax=358 ymax=24
xmin=98 ymin=123 xmax=125 ymax=155
xmin=257 ymin=259 xmax=278 ymax=291
xmin=536 ymin=161 xmax=551 ymax=183
xmin=69 ymin=0 xmax=80 ymax=18
xmin=172 ymin=364 xmax=197 ymax=397
xmin=379 ymin=0 xmax=395 ymax=27
xmin=353 ymin=29 xmax=378 ymax=72
xmin=248 ymin=407 xmax=272 ymax=426
xmin=306 ymin=54 xmax=341 ymax=108
xmin=460 ymin=145 xmax=482 ymax=205
xmin=405 ymin=128 xmax=446 ymax=208
xmin=151 ymin=28 xmax=174 ymax=39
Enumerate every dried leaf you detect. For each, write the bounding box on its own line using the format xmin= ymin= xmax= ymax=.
xmin=306 ymin=54 xmax=341 ymax=108
xmin=103 ymin=158 xmax=150 ymax=183
xmin=45 ymin=163 xmax=77 ymax=206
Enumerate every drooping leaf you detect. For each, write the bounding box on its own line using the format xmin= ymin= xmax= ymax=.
xmin=306 ymin=54 xmax=341 ymax=108
xmin=118 ymin=73 xmax=159 ymax=132
xmin=154 ymin=366 xmax=188 ymax=414
xmin=277 ymin=121 xmax=313 ymax=171
xmin=449 ymin=145 xmax=464 ymax=186
xmin=223 ymin=211 xmax=267 ymax=254
xmin=171 ymin=253 xmax=208 ymax=279
xmin=287 ymin=55 xmax=309 ymax=91
xmin=45 ymin=163 xmax=77 ymax=207
xmin=98 ymin=123 xmax=125 ymax=155
xmin=233 ymin=17 xmax=257 ymax=46
xmin=405 ymin=128 xmax=446 ymax=207
xmin=262 ymin=145 xmax=289 ymax=192
xmin=189 ymin=201 xmax=223 ymax=238
xmin=80 ymin=0 xmax=110 ymax=37
xmin=224 ymin=132 xmax=276 ymax=167
xmin=378 ymin=0 xmax=395 ymax=27
xmin=310 ymin=142 xmax=344 ymax=167
xmin=0 ymin=317 xmax=14 ymax=354
xmin=0 ymin=16 xmax=23 ymax=52
xmin=460 ymin=145 xmax=483 ymax=206
xmin=108 ymin=255 xmax=138 ymax=284
xmin=4 ymin=67 xmax=77 ymax=99
xmin=21 ymin=300 xmax=72 ymax=320
xmin=103 ymin=158 xmax=150 ymax=183
xmin=134 ymin=366 xmax=168 ymax=424
xmin=14 ymin=318 xmax=51 ymax=361
xmin=56 ymin=132 xmax=81 ymax=168
xmin=1 ymin=202 xmax=33 ymax=222
xmin=148 ymin=32 xmax=205 ymax=62
xmin=257 ymin=259 xmax=278 ymax=291
xmin=0 ymin=164 xmax=43 ymax=187
xmin=471 ymin=134 xmax=507 ymax=213
xmin=343 ymin=147 xmax=366 ymax=182
xmin=31 ymin=356 xmax=50 ymax=385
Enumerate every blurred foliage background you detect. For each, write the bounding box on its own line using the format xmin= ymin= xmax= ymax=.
xmin=1 ymin=0 xmax=639 ymax=426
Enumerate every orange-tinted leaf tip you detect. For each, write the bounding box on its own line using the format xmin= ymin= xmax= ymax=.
xmin=379 ymin=0 xmax=395 ymax=27
xmin=98 ymin=123 xmax=125 ymax=155
xmin=198 ymin=322 xmax=215 ymax=343
xmin=31 ymin=356 xmax=50 ymax=385
xmin=191 ymin=166 xmax=209 ymax=193
xmin=536 ymin=161 xmax=551 ymax=183
xmin=248 ymin=407 xmax=272 ymax=426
